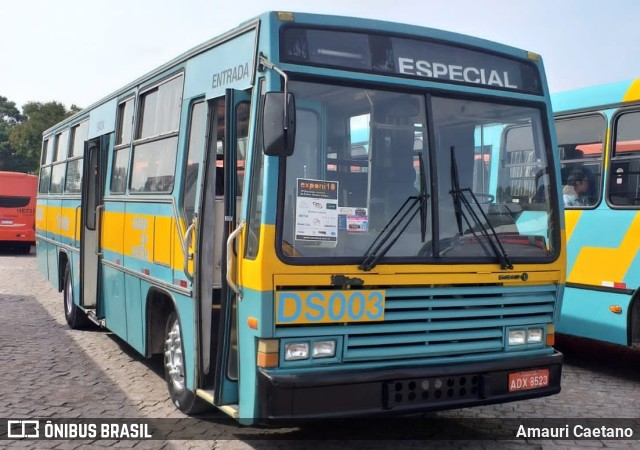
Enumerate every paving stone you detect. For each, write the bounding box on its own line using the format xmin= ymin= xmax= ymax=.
xmin=2 ymin=252 xmax=640 ymax=449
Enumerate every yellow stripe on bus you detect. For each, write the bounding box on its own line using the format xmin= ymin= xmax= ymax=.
xmin=564 ymin=210 xmax=582 ymax=242
xmin=623 ymin=79 xmax=640 ymax=103
xmin=38 ymin=206 xmax=565 ymax=292
xmin=40 ymin=204 xmax=81 ymax=240
xmin=568 ymin=212 xmax=640 ymax=285
xmin=37 ymin=205 xmax=185 ymax=271
xmin=240 ymin=225 xmax=566 ymax=292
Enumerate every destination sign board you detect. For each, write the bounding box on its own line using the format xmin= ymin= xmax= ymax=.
xmin=281 ymin=27 xmax=541 ymax=94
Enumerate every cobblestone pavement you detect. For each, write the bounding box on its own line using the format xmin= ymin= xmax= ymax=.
xmin=1 ymin=249 xmax=639 ymax=449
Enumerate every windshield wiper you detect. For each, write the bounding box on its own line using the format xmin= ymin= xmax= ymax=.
xmin=418 ymin=153 xmax=428 ymax=242
xmin=359 ymin=154 xmax=429 ymax=272
xmin=449 ymin=146 xmax=513 ymax=270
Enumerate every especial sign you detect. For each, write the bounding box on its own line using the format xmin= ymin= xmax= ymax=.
xmin=281 ymin=26 xmax=541 ymax=94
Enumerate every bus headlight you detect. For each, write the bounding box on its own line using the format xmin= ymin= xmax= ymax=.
xmin=312 ymin=340 xmax=336 ymax=358
xmin=284 ymin=342 xmax=309 ymax=361
xmin=508 ymin=329 xmax=526 ymax=345
xmin=508 ymin=327 xmax=545 ymax=347
xmin=527 ymin=328 xmax=543 ymax=344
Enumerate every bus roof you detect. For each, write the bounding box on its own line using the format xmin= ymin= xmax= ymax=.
xmin=0 ymin=171 xmax=37 ymax=196
xmin=44 ymin=11 xmax=546 ymax=137
xmin=552 ymin=78 xmax=640 ymax=113
xmin=0 ymin=171 xmax=37 ymax=179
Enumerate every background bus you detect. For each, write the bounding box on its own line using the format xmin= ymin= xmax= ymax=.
xmin=553 ymin=79 xmax=640 ymax=347
xmin=37 ymin=11 xmax=564 ymax=423
xmin=0 ymin=171 xmax=37 ymax=253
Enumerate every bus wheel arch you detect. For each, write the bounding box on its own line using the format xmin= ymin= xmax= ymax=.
xmin=146 ymin=289 xmax=175 ymax=357
xmin=57 ymin=251 xmax=69 ymax=292
xmin=145 ymin=288 xmax=208 ymax=414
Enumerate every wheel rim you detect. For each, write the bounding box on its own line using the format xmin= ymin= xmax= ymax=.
xmin=65 ymin=273 xmax=73 ymax=316
xmin=165 ymin=317 xmax=185 ymax=392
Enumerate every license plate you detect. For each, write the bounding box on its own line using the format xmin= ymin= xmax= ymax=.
xmin=1 ymin=220 xmax=12 ymax=225
xmin=508 ymin=369 xmax=549 ymax=392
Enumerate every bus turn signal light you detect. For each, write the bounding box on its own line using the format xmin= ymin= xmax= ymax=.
xmin=546 ymin=323 xmax=555 ymax=346
xmin=257 ymin=352 xmax=278 ymax=368
xmin=257 ymin=339 xmax=279 ymax=368
xmin=610 ymin=305 xmax=623 ymax=314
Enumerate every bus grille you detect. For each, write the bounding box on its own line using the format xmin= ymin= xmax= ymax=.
xmin=274 ymin=284 xmax=557 ymax=363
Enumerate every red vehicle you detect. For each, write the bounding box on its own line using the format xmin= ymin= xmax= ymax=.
xmin=0 ymin=171 xmax=38 ymax=252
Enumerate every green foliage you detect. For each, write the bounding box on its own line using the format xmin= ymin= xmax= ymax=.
xmin=0 ymin=98 xmax=80 ymax=173
xmin=0 ymin=121 xmax=14 ymax=171
xmin=0 ymin=96 xmax=25 ymax=171
xmin=0 ymin=96 xmax=23 ymax=124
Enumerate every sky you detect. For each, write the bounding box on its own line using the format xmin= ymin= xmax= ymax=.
xmin=2 ymin=0 xmax=639 ymax=110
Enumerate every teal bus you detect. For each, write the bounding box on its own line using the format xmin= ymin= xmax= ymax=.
xmin=553 ymin=79 xmax=640 ymax=347
xmin=36 ymin=11 xmax=565 ymax=422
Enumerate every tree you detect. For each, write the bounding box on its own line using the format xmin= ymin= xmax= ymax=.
xmin=9 ymin=101 xmax=78 ymax=173
xmin=0 ymin=96 xmax=25 ymax=171
xmin=0 ymin=120 xmax=14 ymax=171
xmin=0 ymin=96 xmax=23 ymax=124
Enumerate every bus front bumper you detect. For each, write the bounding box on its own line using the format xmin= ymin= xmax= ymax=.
xmin=257 ymin=351 xmax=562 ymax=419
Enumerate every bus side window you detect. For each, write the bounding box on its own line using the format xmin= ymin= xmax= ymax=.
xmin=181 ymin=101 xmax=206 ymax=222
xmin=236 ymin=101 xmax=250 ymax=197
xmin=610 ymin=111 xmax=640 ymax=206
xmin=215 ymin=159 xmax=224 ymax=196
xmin=556 ymin=114 xmax=605 ymax=207
xmin=111 ymin=98 xmax=134 ymax=195
xmin=130 ymin=76 xmax=182 ymax=193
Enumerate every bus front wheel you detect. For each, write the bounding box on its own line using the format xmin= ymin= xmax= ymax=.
xmin=163 ymin=311 xmax=208 ymax=414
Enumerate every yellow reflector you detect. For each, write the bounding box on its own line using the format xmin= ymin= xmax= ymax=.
xmin=258 ymin=339 xmax=279 ymax=353
xmin=277 ymin=11 xmax=295 ymax=21
xmin=527 ymin=51 xmax=541 ymax=61
xmin=257 ymin=339 xmax=279 ymax=368
xmin=610 ymin=305 xmax=623 ymax=314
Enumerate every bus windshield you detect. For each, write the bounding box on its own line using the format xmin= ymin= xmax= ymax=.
xmin=280 ymin=81 xmax=557 ymax=263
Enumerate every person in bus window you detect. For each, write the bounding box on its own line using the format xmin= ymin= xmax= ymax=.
xmin=563 ymin=166 xmax=594 ymax=206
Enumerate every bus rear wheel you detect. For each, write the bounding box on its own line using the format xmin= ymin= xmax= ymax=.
xmin=163 ymin=311 xmax=208 ymax=414
xmin=63 ymin=264 xmax=91 ymax=329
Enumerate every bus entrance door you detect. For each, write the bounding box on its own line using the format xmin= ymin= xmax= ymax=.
xmin=196 ymin=90 xmax=249 ymax=410
xmin=80 ymin=135 xmax=107 ymax=311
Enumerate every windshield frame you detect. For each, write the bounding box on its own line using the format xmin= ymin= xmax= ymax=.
xmin=272 ymin=75 xmax=561 ymax=267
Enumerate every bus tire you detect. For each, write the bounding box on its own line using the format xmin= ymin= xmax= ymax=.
xmin=164 ymin=311 xmax=208 ymax=414
xmin=63 ymin=264 xmax=91 ymax=329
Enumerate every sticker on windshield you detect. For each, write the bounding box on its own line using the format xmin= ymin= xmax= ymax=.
xmin=338 ymin=207 xmax=368 ymax=232
xmin=295 ymin=178 xmax=338 ymax=246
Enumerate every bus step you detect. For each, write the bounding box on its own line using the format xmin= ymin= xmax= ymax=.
xmin=196 ymin=389 xmax=215 ymax=404
xmin=219 ymin=404 xmax=239 ymax=419
xmin=86 ymin=310 xmax=105 ymax=327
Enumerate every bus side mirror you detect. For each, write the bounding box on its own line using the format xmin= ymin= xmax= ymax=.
xmin=262 ymin=92 xmax=296 ymax=157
